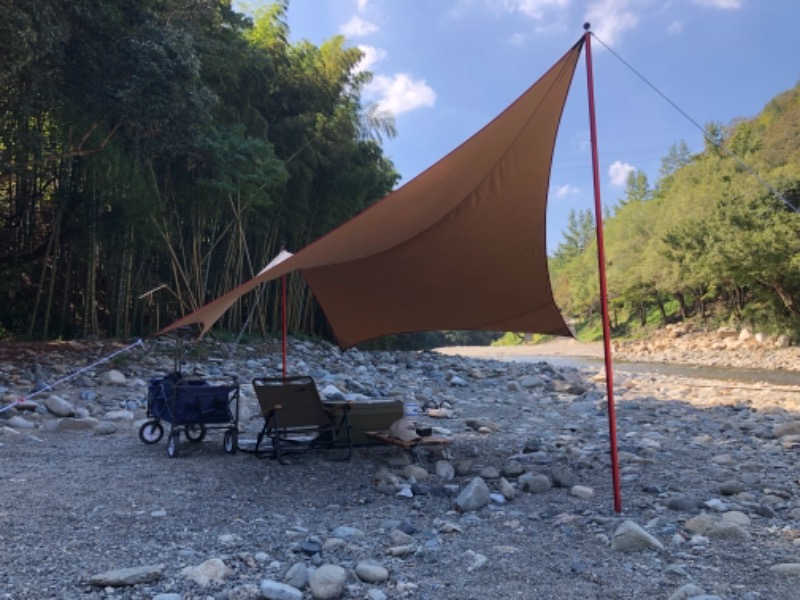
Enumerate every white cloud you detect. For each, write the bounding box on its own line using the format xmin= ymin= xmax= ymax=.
xmin=495 ymin=0 xmax=643 ymax=44
xmin=609 ymin=160 xmax=635 ymax=187
xmin=355 ymin=44 xmax=387 ymax=72
xmin=365 ymin=74 xmax=437 ymax=116
xmin=340 ymin=15 xmax=378 ymax=37
xmin=533 ymin=20 xmax=570 ymax=35
xmin=513 ymin=0 xmax=571 ymax=20
xmin=694 ymin=0 xmax=742 ymax=9
xmin=584 ymin=0 xmax=640 ymax=46
xmin=667 ymin=20 xmax=683 ymax=34
xmin=508 ymin=32 xmax=529 ymax=46
xmin=486 ymin=0 xmax=571 ymax=39
xmin=554 ymin=183 xmax=580 ymax=198
xmin=343 ymin=5 xmax=432 ymax=117
xmin=496 ymin=0 xmax=739 ymax=46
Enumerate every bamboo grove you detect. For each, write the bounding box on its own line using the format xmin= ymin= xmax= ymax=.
xmin=1 ymin=0 xmax=400 ymax=340
xmin=550 ymin=83 xmax=800 ymax=338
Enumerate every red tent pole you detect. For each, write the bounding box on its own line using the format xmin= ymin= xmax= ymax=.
xmin=281 ymin=272 xmax=287 ymax=379
xmin=584 ymin=26 xmax=622 ymax=513
xmin=280 ymin=243 xmax=288 ymax=380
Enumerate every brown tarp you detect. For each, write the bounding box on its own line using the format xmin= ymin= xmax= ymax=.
xmin=157 ymin=40 xmax=583 ymax=348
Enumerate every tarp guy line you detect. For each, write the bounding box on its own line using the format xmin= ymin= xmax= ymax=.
xmin=592 ymin=33 xmax=799 ymax=215
xmin=0 ymin=339 xmax=145 ymax=414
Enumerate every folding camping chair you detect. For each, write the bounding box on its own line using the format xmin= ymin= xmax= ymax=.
xmin=252 ymin=375 xmax=352 ymax=462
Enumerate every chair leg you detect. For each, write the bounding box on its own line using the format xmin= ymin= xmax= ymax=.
xmin=327 ymin=408 xmax=352 ymax=462
xmin=340 ymin=421 xmax=352 ymax=461
xmin=254 ymin=412 xmax=278 ymax=460
xmin=254 ymin=429 xmax=268 ymax=459
xmin=274 ymin=433 xmax=285 ymax=464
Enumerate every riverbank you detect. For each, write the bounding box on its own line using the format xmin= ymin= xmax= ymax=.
xmin=438 ymin=328 xmax=800 ymax=374
xmin=437 ymin=338 xmax=604 ymax=360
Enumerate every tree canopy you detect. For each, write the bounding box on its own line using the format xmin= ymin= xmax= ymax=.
xmin=0 ymin=0 xmax=399 ymax=340
xmin=550 ymin=82 xmax=800 ymax=338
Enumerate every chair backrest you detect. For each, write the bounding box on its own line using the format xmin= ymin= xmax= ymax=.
xmin=252 ymin=375 xmax=330 ymax=429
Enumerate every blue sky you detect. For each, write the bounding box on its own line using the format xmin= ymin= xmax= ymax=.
xmin=236 ymin=0 xmax=797 ymax=253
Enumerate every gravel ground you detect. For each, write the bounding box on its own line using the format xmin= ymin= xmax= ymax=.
xmin=2 ymin=427 xmax=629 ymax=599
xmin=2 ymin=338 xmax=800 ymax=599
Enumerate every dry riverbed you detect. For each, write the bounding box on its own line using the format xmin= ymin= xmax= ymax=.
xmin=2 ymin=333 xmax=800 ymax=599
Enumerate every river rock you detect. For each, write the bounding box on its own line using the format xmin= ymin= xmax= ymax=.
xmin=261 ymin=580 xmax=304 ymax=600
xmin=355 ymin=561 xmax=389 ymax=583
xmin=611 ymin=520 xmax=664 ymax=552
xmin=100 ymin=370 xmax=127 ymax=385
xmin=308 ymin=564 xmax=346 ymax=600
xmin=94 ymin=421 xmax=117 ymax=435
xmin=773 ymin=421 xmax=800 ymax=438
xmin=7 ymin=415 xmax=35 ymax=429
xmin=667 ymin=495 xmax=703 ymax=512
xmin=707 ymin=521 xmax=750 ymax=541
xmin=181 ymin=558 xmax=232 ymax=586
xmin=44 ymin=395 xmax=74 ymax=417
xmin=667 ymin=583 xmax=706 ymax=600
xmin=283 ymin=562 xmax=309 ymax=589
xmin=49 ymin=417 xmax=99 ymax=432
xmin=550 ymin=464 xmax=578 ymax=488
xmin=104 ymin=409 xmax=134 ymax=421
xmin=722 ymin=511 xmax=751 ymax=527
xmin=404 ymin=464 xmax=429 ymax=481
xmin=685 ymin=513 xmax=716 ymax=534
xmin=770 ymin=563 xmax=800 ymax=575
xmin=519 ymin=473 xmax=552 ymax=493
xmin=455 ymin=477 xmax=491 ymax=512
xmin=88 ymin=564 xmax=164 ymax=586
xmin=570 ymin=485 xmax=594 ymax=499
xmin=498 ymin=477 xmax=516 ymax=501
xmin=435 ymin=460 xmax=455 ymax=480
xmin=719 ymin=479 xmax=745 ymax=495
xmin=501 ymin=459 xmax=526 ymax=478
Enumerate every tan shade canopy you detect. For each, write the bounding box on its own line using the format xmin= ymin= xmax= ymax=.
xmin=157 ymin=41 xmax=583 ymax=348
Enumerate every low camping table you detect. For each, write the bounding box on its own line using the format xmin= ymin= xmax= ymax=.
xmin=365 ymin=430 xmax=453 ymax=461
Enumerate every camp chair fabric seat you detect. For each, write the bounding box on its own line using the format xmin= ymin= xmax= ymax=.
xmin=252 ymin=375 xmax=352 ymax=462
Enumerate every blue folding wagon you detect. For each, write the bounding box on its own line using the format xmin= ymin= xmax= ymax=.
xmin=138 ymin=372 xmax=240 ymax=457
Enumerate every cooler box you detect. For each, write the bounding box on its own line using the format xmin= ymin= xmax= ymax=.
xmin=334 ymin=399 xmax=404 ymax=445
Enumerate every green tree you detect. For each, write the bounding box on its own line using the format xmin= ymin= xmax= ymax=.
xmin=617 ymin=169 xmax=650 ymax=209
xmin=552 ymin=208 xmax=594 ymax=264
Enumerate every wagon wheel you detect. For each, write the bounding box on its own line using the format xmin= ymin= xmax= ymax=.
xmin=184 ymin=424 xmax=206 ymax=443
xmin=224 ymin=428 xmax=238 ymax=454
xmin=138 ymin=421 xmax=164 ymax=445
xmin=166 ymin=432 xmax=180 ymax=458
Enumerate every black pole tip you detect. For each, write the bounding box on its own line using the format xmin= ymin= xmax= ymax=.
xmin=583 ymin=22 xmax=591 ymax=31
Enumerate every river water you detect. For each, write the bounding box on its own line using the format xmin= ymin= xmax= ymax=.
xmin=496 ymin=355 xmax=800 ymax=388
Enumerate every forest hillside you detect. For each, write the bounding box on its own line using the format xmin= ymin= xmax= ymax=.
xmin=549 ymin=82 xmax=800 ymax=342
